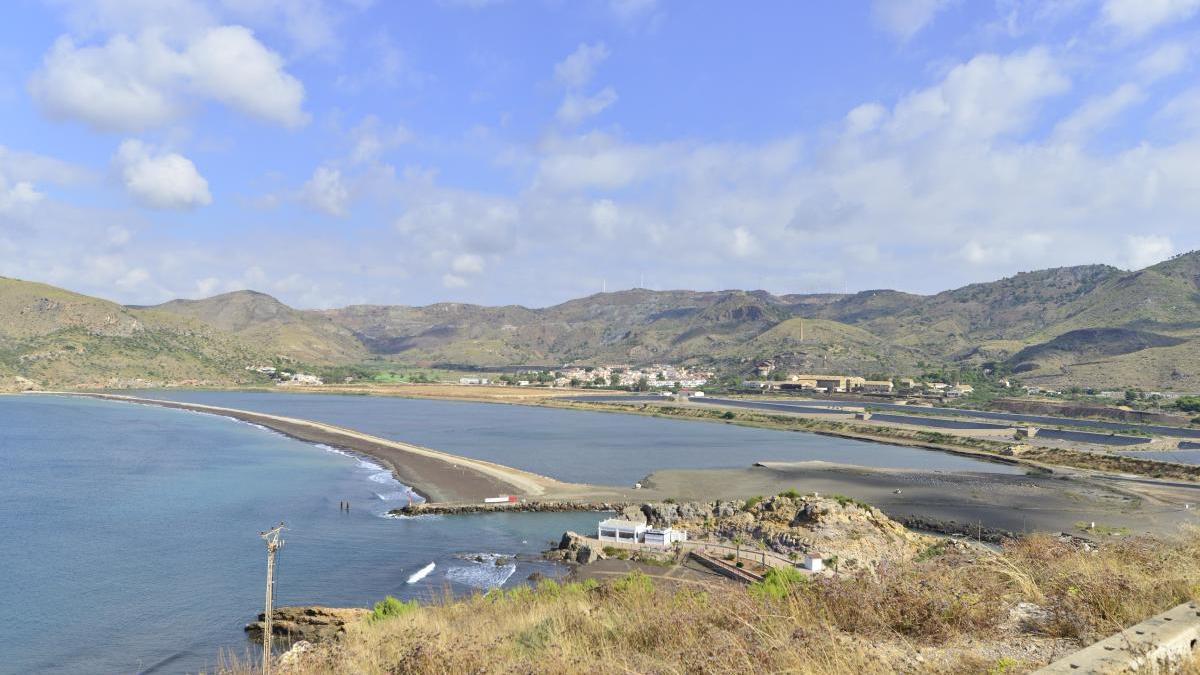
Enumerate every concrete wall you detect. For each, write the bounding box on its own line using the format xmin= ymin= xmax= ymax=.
xmin=1035 ymin=601 xmax=1200 ymax=673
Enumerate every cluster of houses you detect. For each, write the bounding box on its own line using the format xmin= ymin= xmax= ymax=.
xmin=551 ymin=364 xmax=712 ymax=389
xmin=245 ymin=365 xmax=324 ymax=385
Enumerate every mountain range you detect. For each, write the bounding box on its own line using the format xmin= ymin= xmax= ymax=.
xmin=3 ymin=251 xmax=1200 ymax=391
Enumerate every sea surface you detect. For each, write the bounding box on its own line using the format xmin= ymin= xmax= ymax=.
xmin=1 ymin=391 xmax=1020 ymax=673
xmin=125 ymin=390 xmax=1022 ymax=482
xmin=0 ymin=395 xmax=600 ymax=674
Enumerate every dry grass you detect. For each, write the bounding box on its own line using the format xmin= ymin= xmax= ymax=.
xmin=223 ymin=529 xmax=1200 ymax=674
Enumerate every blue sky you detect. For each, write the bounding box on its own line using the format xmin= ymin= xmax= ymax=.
xmin=2 ymin=0 xmax=1199 ymax=308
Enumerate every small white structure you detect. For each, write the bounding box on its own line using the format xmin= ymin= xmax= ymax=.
xmin=597 ymin=519 xmax=647 ymax=543
xmin=644 ymin=527 xmax=687 ymax=548
xmin=459 ymin=377 xmax=491 ymax=385
xmin=802 ymin=553 xmax=824 ymax=572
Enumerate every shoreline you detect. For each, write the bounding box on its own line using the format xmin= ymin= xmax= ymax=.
xmin=30 ymin=390 xmax=1200 ymax=537
xmin=49 ymin=392 xmax=635 ymax=504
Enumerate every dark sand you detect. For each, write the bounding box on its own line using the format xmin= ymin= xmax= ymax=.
xmin=643 ymin=461 xmax=1200 ymax=538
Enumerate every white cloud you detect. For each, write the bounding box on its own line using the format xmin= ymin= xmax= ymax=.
xmin=219 ymin=0 xmax=340 ymax=55
xmin=557 ymin=87 xmax=618 ymax=125
xmin=349 ymin=115 xmax=412 ymax=164
xmin=0 ymin=178 xmax=44 ymax=213
xmin=441 ymin=273 xmax=468 ymax=288
xmin=1137 ymin=42 xmax=1191 ymax=80
xmin=29 ymin=25 xmax=307 ymax=132
xmin=884 ymin=48 xmax=1069 ymax=141
xmin=1101 ymin=0 xmax=1200 ymax=38
xmin=1052 ymin=83 xmax=1145 ymax=143
xmin=185 ymin=26 xmax=309 ymax=127
xmin=1123 ymin=234 xmax=1174 ymax=269
xmin=451 ymin=253 xmax=485 ymax=275
xmin=113 ymin=139 xmax=212 ymax=209
xmin=610 ymin=0 xmax=658 ymax=21
xmin=871 ymin=0 xmax=952 ymax=41
xmin=303 ymin=166 xmax=350 ymax=217
xmin=590 ymin=199 xmax=620 ymax=238
xmin=554 ymin=42 xmax=609 ymax=89
xmin=730 ymin=227 xmax=758 ymax=258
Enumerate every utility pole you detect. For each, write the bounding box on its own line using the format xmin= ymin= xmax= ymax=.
xmin=260 ymin=522 xmax=286 ymax=675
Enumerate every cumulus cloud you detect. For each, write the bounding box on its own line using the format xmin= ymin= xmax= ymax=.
xmin=871 ymin=0 xmax=952 ymax=41
xmin=1101 ymin=0 xmax=1200 ymax=38
xmin=29 ymin=25 xmax=307 ymax=132
xmin=557 ymin=87 xmax=618 ymax=125
xmin=884 ymin=48 xmax=1069 ymax=141
xmin=303 ymin=166 xmax=350 ymax=217
xmin=113 ymin=139 xmax=212 ymax=209
xmin=554 ymin=42 xmax=609 ymax=89
xmin=0 ymin=178 xmax=44 ymax=213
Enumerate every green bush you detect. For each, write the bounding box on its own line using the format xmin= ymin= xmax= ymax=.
xmin=370 ymin=595 xmax=418 ymax=623
xmin=777 ymin=489 xmax=802 ymax=499
xmin=613 ymin=571 xmax=653 ymax=595
xmin=721 ymin=411 xmax=736 ymax=420
xmin=743 ymin=495 xmax=764 ymax=510
xmin=749 ymin=566 xmax=808 ymax=600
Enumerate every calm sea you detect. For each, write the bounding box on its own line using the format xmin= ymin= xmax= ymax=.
xmin=1 ymin=392 xmax=1018 ymax=673
xmin=0 ymin=395 xmax=600 ymax=674
xmin=124 ymin=390 xmax=1021 ymax=483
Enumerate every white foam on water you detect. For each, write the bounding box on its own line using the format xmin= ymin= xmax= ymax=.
xmin=445 ymin=553 xmax=517 ymax=590
xmin=314 ymin=443 xmax=354 ymax=458
xmin=406 ymin=562 xmax=436 ymax=584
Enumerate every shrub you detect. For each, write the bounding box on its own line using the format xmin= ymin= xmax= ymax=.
xmin=750 ymin=566 xmax=808 ymax=600
xmin=370 ymin=595 xmax=418 ymax=623
xmin=777 ymin=489 xmax=802 ymax=499
xmin=721 ymin=411 xmax=736 ymax=419
xmin=613 ymin=571 xmax=653 ymax=595
xmin=743 ymin=495 xmax=764 ymax=510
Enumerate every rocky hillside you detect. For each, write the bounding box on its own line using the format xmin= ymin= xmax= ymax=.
xmin=4 ymin=251 xmax=1200 ymax=390
xmin=0 ymin=277 xmax=266 ymax=390
xmin=556 ymin=495 xmax=934 ymax=574
xmin=150 ymin=291 xmax=368 ymax=363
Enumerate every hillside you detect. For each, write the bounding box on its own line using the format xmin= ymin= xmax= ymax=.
xmin=0 ymin=277 xmax=266 ymax=390
xmin=5 ymin=251 xmax=1200 ymax=390
xmin=151 ymin=291 xmax=368 ymax=364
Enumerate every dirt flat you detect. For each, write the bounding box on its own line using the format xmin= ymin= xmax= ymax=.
xmin=643 ymin=461 xmax=1200 ymax=538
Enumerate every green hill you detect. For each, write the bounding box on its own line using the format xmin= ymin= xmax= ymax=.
xmin=0 ymin=277 xmax=266 ymax=390
xmin=6 ymin=250 xmax=1200 ymax=390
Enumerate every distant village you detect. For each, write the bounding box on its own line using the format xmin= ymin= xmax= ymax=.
xmin=460 ymin=364 xmax=714 ymax=390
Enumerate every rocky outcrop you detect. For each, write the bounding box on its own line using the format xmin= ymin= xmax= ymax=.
xmin=640 ymin=495 xmax=933 ymax=573
xmin=550 ymin=531 xmax=604 ymax=564
xmin=245 ymin=606 xmax=369 ymax=644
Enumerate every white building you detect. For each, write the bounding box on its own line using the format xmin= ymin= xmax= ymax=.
xmin=597 ymin=519 xmax=646 ymax=543
xmin=802 ymin=553 xmax=824 ymax=572
xmin=644 ymin=527 xmax=687 ymax=548
xmin=459 ymin=377 xmax=490 ymax=385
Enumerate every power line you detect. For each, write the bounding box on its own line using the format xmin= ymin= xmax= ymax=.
xmin=259 ymin=522 xmax=286 ymax=675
